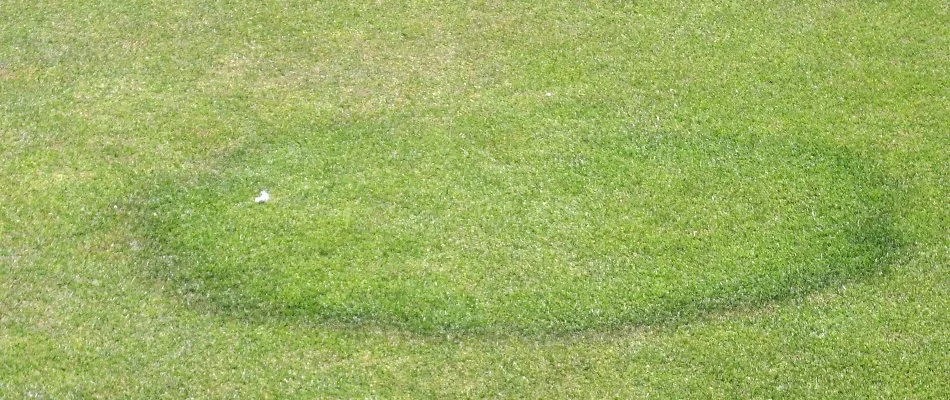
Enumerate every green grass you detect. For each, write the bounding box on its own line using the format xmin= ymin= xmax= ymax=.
xmin=150 ymin=131 xmax=896 ymax=333
xmin=2 ymin=0 xmax=947 ymax=397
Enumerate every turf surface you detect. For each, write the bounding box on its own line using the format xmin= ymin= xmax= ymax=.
xmin=1 ymin=0 xmax=946 ymax=397
xmin=150 ymin=123 xmax=897 ymax=333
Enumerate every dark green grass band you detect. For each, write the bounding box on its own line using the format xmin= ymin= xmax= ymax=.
xmin=141 ymin=128 xmax=899 ymax=334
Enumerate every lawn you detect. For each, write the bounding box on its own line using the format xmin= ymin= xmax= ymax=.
xmin=1 ymin=0 xmax=947 ymax=397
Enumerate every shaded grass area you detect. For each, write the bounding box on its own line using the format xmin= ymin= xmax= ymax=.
xmin=1 ymin=0 xmax=946 ymax=397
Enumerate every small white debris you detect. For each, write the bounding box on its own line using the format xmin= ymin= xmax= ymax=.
xmin=545 ymin=92 xmax=554 ymax=97
xmin=254 ymin=190 xmax=270 ymax=203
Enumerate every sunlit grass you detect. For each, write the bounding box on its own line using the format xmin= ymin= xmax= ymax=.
xmin=1 ymin=0 xmax=945 ymax=397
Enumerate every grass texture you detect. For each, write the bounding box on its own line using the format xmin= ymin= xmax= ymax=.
xmin=1 ymin=0 xmax=947 ymax=397
xmin=150 ymin=125 xmax=896 ymax=333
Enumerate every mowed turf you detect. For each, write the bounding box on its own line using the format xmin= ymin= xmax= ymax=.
xmin=1 ymin=0 xmax=946 ymax=397
xmin=150 ymin=123 xmax=894 ymax=333
xmin=127 ymin=1 xmax=901 ymax=333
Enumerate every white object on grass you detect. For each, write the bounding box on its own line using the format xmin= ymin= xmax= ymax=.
xmin=255 ymin=190 xmax=270 ymax=203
